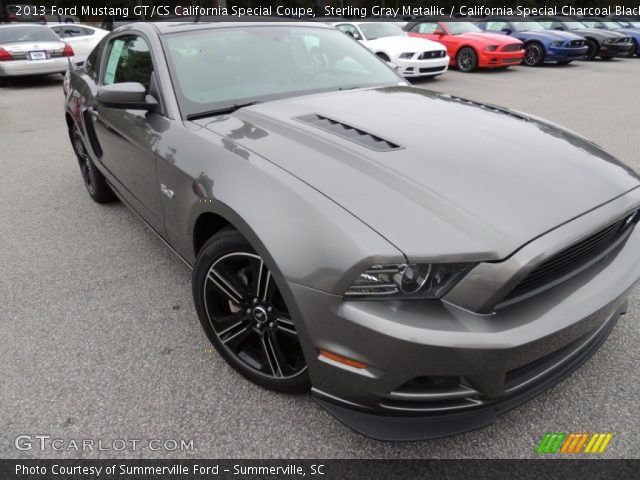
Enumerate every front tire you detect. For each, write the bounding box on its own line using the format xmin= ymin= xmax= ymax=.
xmin=584 ymin=39 xmax=599 ymax=60
xmin=523 ymin=42 xmax=545 ymax=66
xmin=70 ymin=125 xmax=116 ymax=203
xmin=193 ymin=228 xmax=310 ymax=393
xmin=456 ymin=47 xmax=478 ymax=72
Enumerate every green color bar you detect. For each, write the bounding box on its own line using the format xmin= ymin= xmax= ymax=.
xmin=537 ymin=433 xmax=552 ymax=454
xmin=548 ymin=433 xmax=566 ymax=453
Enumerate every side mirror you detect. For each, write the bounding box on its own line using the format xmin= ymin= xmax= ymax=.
xmin=501 ymin=28 xmax=512 ymax=35
xmin=554 ymin=26 xmax=564 ymax=30
xmin=434 ymin=30 xmax=446 ymax=36
xmin=97 ymin=82 xmax=157 ymax=110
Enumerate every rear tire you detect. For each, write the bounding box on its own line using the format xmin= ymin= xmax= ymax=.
xmin=583 ymin=39 xmax=599 ymax=60
xmin=523 ymin=42 xmax=545 ymax=66
xmin=193 ymin=228 xmax=310 ymax=394
xmin=456 ymin=47 xmax=478 ymax=72
xmin=70 ymin=125 xmax=116 ymax=204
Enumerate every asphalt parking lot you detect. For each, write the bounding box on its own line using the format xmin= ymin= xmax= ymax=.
xmin=1 ymin=58 xmax=639 ymax=459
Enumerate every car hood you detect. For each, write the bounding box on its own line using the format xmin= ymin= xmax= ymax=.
xmin=519 ymin=30 xmax=584 ymax=41
xmin=363 ymin=35 xmax=444 ymax=53
xmin=454 ymin=32 xmax=522 ymax=45
xmin=194 ymin=87 xmax=639 ymax=262
xmin=571 ymin=28 xmax=625 ymax=38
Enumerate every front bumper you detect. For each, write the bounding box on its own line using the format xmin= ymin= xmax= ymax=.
xmin=0 ymin=58 xmax=69 ymax=77
xmin=477 ymin=50 xmax=524 ymax=68
xmin=291 ymin=210 xmax=640 ymax=440
xmin=396 ymin=56 xmax=450 ymax=77
xmin=545 ymin=46 xmax=589 ymax=61
xmin=599 ymin=42 xmax=634 ymax=58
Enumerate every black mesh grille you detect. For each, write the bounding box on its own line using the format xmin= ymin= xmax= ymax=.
xmin=295 ymin=114 xmax=401 ymax=152
xmin=502 ymin=43 xmax=523 ymax=52
xmin=418 ymin=50 xmax=446 ymax=59
xmin=505 ymin=211 xmax=638 ymax=302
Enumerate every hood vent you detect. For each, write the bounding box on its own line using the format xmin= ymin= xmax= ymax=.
xmin=296 ymin=114 xmax=401 ymax=152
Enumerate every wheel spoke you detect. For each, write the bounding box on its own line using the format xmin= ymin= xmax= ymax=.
xmin=254 ymin=260 xmax=272 ymax=301
xmin=208 ymin=267 xmax=245 ymax=305
xmin=221 ymin=324 xmax=252 ymax=351
xmin=260 ymin=334 xmax=282 ymax=377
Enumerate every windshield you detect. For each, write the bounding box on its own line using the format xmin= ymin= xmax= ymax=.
xmin=0 ymin=26 xmax=60 ymax=44
xmin=359 ymin=22 xmax=406 ymax=40
xmin=446 ymin=22 xmax=482 ymax=34
xmin=164 ymin=26 xmax=402 ymax=117
xmin=602 ymin=21 xmax=622 ymax=29
xmin=514 ymin=22 xmax=545 ymax=32
xmin=564 ymin=21 xmax=587 ymax=29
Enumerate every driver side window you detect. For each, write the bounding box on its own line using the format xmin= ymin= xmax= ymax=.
xmin=486 ymin=21 xmax=509 ymax=32
xmin=337 ymin=24 xmax=361 ymax=40
xmin=103 ymin=35 xmax=154 ymax=92
xmin=415 ymin=22 xmax=439 ymax=34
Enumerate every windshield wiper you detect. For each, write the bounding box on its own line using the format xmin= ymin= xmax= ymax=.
xmin=186 ymin=101 xmax=262 ymax=120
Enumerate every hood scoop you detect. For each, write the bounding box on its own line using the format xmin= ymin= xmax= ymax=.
xmin=295 ymin=114 xmax=401 ymax=152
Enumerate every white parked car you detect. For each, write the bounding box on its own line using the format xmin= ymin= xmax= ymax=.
xmin=332 ymin=21 xmax=449 ymax=78
xmin=48 ymin=24 xmax=108 ymax=57
xmin=0 ymin=24 xmax=73 ymax=84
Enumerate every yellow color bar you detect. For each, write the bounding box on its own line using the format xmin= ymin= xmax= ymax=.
xmin=584 ymin=433 xmax=599 ymax=453
xmin=597 ymin=433 xmax=613 ymax=453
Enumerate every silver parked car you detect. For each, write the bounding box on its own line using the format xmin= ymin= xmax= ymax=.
xmin=64 ymin=22 xmax=640 ymax=440
xmin=0 ymin=24 xmax=73 ymax=84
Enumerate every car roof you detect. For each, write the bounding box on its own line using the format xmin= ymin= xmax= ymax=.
xmin=0 ymin=23 xmax=50 ymax=28
xmin=47 ymin=23 xmax=95 ymax=28
xmin=150 ymin=20 xmax=330 ymax=35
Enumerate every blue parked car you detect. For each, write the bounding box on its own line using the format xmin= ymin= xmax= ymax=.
xmin=476 ymin=18 xmax=588 ymax=65
xmin=581 ymin=17 xmax=640 ymax=57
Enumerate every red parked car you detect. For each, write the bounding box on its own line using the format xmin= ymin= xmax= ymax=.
xmin=405 ymin=20 xmax=525 ymax=72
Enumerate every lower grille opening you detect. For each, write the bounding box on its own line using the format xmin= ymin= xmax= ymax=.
xmin=419 ymin=66 xmax=446 ymax=73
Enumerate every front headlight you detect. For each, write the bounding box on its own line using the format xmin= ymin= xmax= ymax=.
xmin=399 ymin=52 xmax=416 ymax=59
xmin=484 ymin=45 xmax=499 ymax=52
xmin=551 ymin=41 xmax=564 ymax=47
xmin=344 ymin=263 xmax=474 ymax=299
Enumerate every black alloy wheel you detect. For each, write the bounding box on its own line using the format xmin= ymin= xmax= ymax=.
xmin=583 ymin=39 xmax=599 ymax=60
xmin=456 ymin=47 xmax=478 ymax=72
xmin=193 ymin=229 xmax=310 ymax=393
xmin=524 ymin=42 xmax=545 ymax=66
xmin=71 ymin=125 xmax=116 ymax=203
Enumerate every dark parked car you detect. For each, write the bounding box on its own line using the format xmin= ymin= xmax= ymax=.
xmin=580 ymin=17 xmax=640 ymax=56
xmin=64 ymin=21 xmax=640 ymax=440
xmin=537 ymin=17 xmax=634 ymax=60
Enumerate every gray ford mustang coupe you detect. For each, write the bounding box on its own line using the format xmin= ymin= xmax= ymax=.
xmin=64 ymin=21 xmax=640 ymax=440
